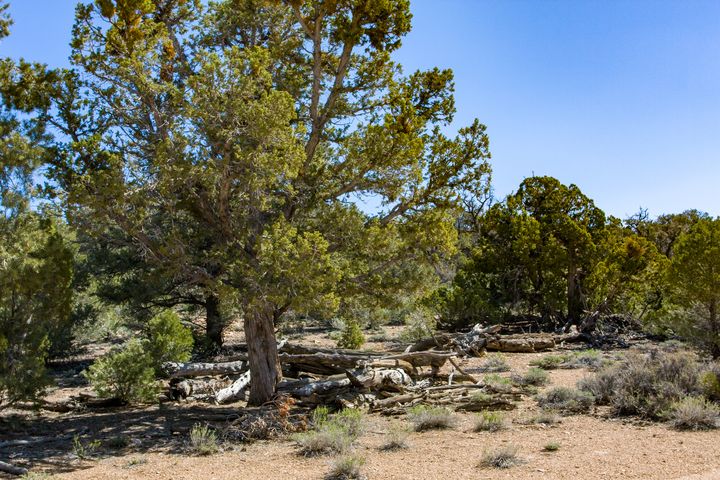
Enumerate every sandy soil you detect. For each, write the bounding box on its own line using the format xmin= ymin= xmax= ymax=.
xmin=3 ymin=329 xmax=720 ymax=480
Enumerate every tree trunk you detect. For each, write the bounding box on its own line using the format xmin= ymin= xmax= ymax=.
xmin=709 ymin=300 xmax=719 ymax=359
xmin=206 ymin=294 xmax=224 ymax=348
xmin=244 ymin=304 xmax=281 ymax=405
xmin=566 ymin=262 xmax=583 ymax=325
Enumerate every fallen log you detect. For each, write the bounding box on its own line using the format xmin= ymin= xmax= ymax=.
xmin=216 ymin=370 xmax=251 ymax=404
xmin=0 ymin=460 xmax=28 ymax=476
xmin=163 ymin=360 xmax=248 ymax=378
xmin=485 ymin=335 xmax=555 ymax=353
xmin=169 ymin=378 xmax=232 ymax=400
xmin=286 ymin=377 xmax=352 ymax=398
xmin=346 ymin=368 xmax=412 ymax=390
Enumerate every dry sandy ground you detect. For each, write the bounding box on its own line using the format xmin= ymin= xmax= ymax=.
xmin=5 ymin=331 xmax=720 ymax=480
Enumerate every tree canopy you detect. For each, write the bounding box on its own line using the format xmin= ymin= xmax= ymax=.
xmin=49 ymin=0 xmax=491 ymax=403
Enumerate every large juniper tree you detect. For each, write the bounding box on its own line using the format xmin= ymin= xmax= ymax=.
xmin=52 ymin=0 xmax=491 ymax=403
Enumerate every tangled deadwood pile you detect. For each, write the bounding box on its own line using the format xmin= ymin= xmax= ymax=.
xmin=157 ymin=324 xmax=574 ymax=413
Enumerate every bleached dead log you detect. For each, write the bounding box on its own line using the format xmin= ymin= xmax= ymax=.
xmin=169 ymin=378 xmax=232 ymax=400
xmin=286 ymin=377 xmax=352 ymax=397
xmin=346 ymin=368 xmax=412 ymax=390
xmin=163 ymin=360 xmax=248 ymax=378
xmin=0 ymin=460 xmax=28 ymax=476
xmin=215 ymin=370 xmax=251 ymax=404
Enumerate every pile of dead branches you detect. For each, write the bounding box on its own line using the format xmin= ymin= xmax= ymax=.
xmin=158 ymin=324 xmax=569 ymax=414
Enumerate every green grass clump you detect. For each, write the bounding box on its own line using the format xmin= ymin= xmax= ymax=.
xmin=543 ymin=442 xmax=560 ymax=452
xmin=380 ymin=422 xmax=410 ymax=451
xmin=326 ymin=454 xmax=366 ymax=480
xmin=478 ymin=354 xmax=511 ymax=373
xmin=530 ymin=354 xmax=566 ymax=370
xmin=473 ymin=412 xmax=507 ymax=432
xmin=188 ymin=423 xmax=219 ymax=455
xmin=407 ymin=405 xmax=455 ymax=431
xmin=537 ymin=387 xmax=594 ymax=414
xmin=294 ymin=408 xmax=365 ymax=456
xmin=669 ymin=396 xmax=720 ymax=430
xmin=514 ymin=367 xmax=549 ymax=387
xmin=479 ymin=445 xmax=524 ymax=469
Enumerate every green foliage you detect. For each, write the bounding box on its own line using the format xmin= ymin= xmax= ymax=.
xmin=435 ymin=176 xmax=661 ymax=330
xmin=479 ymin=445 xmax=523 ymax=469
xmin=473 ymin=411 xmax=507 ymax=432
xmin=83 ymin=340 xmax=159 ymax=404
xmin=72 ymin=435 xmax=101 ymax=459
xmin=55 ymin=0 xmax=491 ymax=403
xmin=536 ymin=387 xmax=594 ymax=414
xmin=543 ymin=442 xmax=561 ymax=452
xmin=515 ymin=367 xmax=550 ymax=387
xmin=337 ymin=319 xmax=365 ymax=350
xmin=477 ymin=354 xmax=510 ymax=373
xmin=143 ymin=310 xmax=194 ymax=368
xmin=326 ymin=454 xmax=366 ymax=480
xmin=0 ymin=214 xmax=74 ymax=408
xmin=578 ymin=349 xmax=704 ymax=419
xmin=380 ymin=422 xmax=410 ymax=451
xmin=659 ymin=218 xmax=720 ymax=357
xmin=407 ymin=405 xmax=455 ymax=431
xmin=294 ymin=408 xmax=364 ymax=456
xmin=188 ymin=423 xmax=219 ymax=456
xmin=669 ymin=396 xmax=720 ymax=430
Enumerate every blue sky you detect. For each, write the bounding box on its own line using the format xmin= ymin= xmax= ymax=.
xmin=2 ymin=0 xmax=719 ymax=218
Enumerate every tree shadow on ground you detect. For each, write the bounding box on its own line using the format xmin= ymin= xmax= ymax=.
xmin=0 ymin=403 xmax=243 ymax=476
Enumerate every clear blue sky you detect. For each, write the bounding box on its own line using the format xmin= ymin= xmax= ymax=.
xmin=2 ymin=0 xmax=719 ymax=219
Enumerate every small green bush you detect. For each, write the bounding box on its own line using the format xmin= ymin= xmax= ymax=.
xmin=83 ymin=340 xmax=159 ymax=404
xmin=380 ymin=422 xmax=410 ymax=451
xmin=188 ymin=423 xmax=219 ymax=455
xmin=530 ymin=354 xmax=565 ymax=370
xmin=579 ymin=349 xmax=704 ymax=419
xmin=670 ymin=397 xmax=720 ymax=430
xmin=333 ymin=408 xmax=364 ymax=437
xmin=563 ymin=350 xmax=604 ymax=370
xmin=514 ymin=367 xmax=549 ymax=387
xmin=326 ymin=454 xmax=366 ymax=480
xmin=537 ymin=387 xmax=594 ymax=414
xmin=479 ymin=445 xmax=524 ymax=469
xmin=407 ymin=405 xmax=455 ymax=431
xmin=543 ymin=442 xmax=560 ymax=452
xmin=527 ymin=410 xmax=561 ymax=425
xmin=144 ymin=310 xmax=193 ymax=368
xmin=295 ymin=408 xmax=364 ymax=456
xmin=483 ymin=374 xmax=513 ymax=393
xmin=577 ymin=368 xmax=617 ymax=405
xmin=473 ymin=412 xmax=507 ymax=432
xmin=478 ymin=355 xmax=510 ymax=373
xmin=294 ymin=423 xmax=355 ymax=456
xmin=337 ymin=320 xmax=365 ymax=350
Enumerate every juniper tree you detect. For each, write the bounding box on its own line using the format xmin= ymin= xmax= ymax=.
xmin=52 ymin=0 xmax=491 ymax=403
